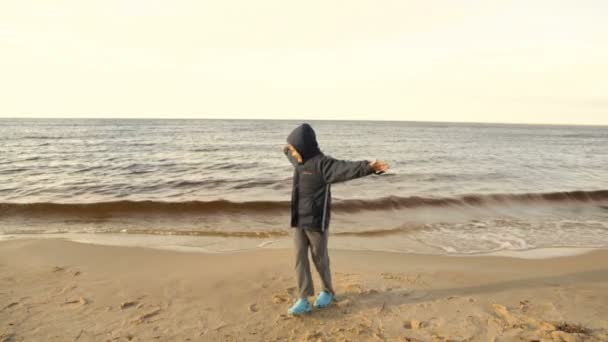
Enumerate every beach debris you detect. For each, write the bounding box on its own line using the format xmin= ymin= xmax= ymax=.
xmin=551 ymin=330 xmax=581 ymax=342
xmin=120 ymin=301 xmax=138 ymax=310
xmin=53 ymin=266 xmax=65 ymax=272
xmin=362 ymin=288 xmax=379 ymax=295
xmin=248 ymin=303 xmax=259 ymax=313
xmin=492 ymin=304 xmax=520 ymax=327
xmin=131 ymin=307 xmax=161 ymax=324
xmin=63 ymin=297 xmax=87 ymax=305
xmin=73 ymin=271 xmax=81 ymax=277
xmin=539 ymin=321 xmax=557 ymax=331
xmin=554 ymin=322 xmax=590 ymax=335
xmin=404 ymin=320 xmax=423 ymax=330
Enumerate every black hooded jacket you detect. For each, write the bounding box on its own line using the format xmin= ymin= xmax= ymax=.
xmin=285 ymin=124 xmax=374 ymax=232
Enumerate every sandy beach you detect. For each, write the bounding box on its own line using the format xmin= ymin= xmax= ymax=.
xmin=0 ymin=239 xmax=606 ymax=341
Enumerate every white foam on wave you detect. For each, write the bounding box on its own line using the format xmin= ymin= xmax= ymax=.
xmin=486 ymin=247 xmax=599 ymax=259
xmin=0 ymin=234 xmax=17 ymax=241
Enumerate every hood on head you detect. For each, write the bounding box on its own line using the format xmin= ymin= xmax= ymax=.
xmin=286 ymin=123 xmax=321 ymax=162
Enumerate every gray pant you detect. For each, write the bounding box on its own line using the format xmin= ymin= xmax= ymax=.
xmin=293 ymin=228 xmax=335 ymax=298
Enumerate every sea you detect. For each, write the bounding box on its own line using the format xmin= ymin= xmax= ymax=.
xmin=1 ymin=118 xmax=607 ymax=256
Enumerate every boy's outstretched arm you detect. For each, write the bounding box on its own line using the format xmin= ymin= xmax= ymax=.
xmin=320 ymin=156 xmax=389 ymax=184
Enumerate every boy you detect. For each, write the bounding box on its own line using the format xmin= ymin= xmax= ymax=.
xmin=283 ymin=123 xmax=389 ymax=315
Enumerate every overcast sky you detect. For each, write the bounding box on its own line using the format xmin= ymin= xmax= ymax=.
xmin=1 ymin=0 xmax=607 ymax=125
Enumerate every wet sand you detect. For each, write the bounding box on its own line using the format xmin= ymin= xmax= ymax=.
xmin=1 ymin=239 xmax=608 ymax=341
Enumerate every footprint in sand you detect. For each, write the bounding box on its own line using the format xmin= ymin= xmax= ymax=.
xmin=275 ymin=314 xmax=293 ymax=322
xmin=381 ymin=272 xmax=429 ymax=287
xmin=335 ymin=298 xmax=352 ymax=308
xmin=345 ymin=283 xmax=364 ymax=293
xmin=59 ymin=285 xmax=77 ymax=295
xmin=131 ymin=307 xmax=161 ymax=324
xmin=272 ymin=294 xmax=288 ymax=304
xmin=1 ymin=302 xmax=19 ymax=314
xmin=408 ymin=290 xmax=429 ymax=300
xmin=492 ymin=304 xmax=521 ymax=327
xmin=62 ymin=297 xmax=87 ymax=305
xmin=0 ymin=333 xmax=16 ymax=342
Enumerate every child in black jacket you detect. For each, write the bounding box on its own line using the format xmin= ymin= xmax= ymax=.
xmin=283 ymin=123 xmax=388 ymax=314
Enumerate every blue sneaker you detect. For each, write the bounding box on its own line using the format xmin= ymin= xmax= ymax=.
xmin=287 ymin=298 xmax=312 ymax=315
xmin=313 ymin=291 xmax=334 ymax=308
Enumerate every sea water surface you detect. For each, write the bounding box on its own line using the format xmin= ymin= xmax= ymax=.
xmin=1 ymin=119 xmax=607 ymax=256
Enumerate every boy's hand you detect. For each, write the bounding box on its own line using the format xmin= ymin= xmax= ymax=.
xmin=370 ymin=160 xmax=389 ymax=174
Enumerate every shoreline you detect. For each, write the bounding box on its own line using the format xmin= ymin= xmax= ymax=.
xmin=2 ymin=238 xmax=608 ymax=341
xmin=0 ymin=233 xmax=605 ymax=260
xmin=0 ymin=233 xmax=608 ymax=259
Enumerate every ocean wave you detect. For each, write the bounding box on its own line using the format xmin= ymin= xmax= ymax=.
xmin=1 ymin=190 xmax=606 ymax=218
xmin=0 ymin=168 xmax=29 ymax=175
xmin=21 ymin=135 xmax=64 ymax=140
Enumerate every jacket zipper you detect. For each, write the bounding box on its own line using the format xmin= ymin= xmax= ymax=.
xmin=321 ymin=184 xmax=330 ymax=232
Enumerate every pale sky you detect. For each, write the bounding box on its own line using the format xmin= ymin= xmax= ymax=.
xmin=1 ymin=0 xmax=607 ymax=125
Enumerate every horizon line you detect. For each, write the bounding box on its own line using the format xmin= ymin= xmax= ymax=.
xmin=0 ymin=116 xmax=607 ymax=127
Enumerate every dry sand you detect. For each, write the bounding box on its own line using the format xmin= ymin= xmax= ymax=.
xmin=1 ymin=239 xmax=607 ymax=341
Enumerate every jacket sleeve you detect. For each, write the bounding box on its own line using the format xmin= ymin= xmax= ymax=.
xmin=319 ymin=155 xmax=374 ymax=184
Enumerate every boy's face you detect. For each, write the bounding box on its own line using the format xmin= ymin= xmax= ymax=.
xmin=284 ymin=144 xmax=303 ymax=164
